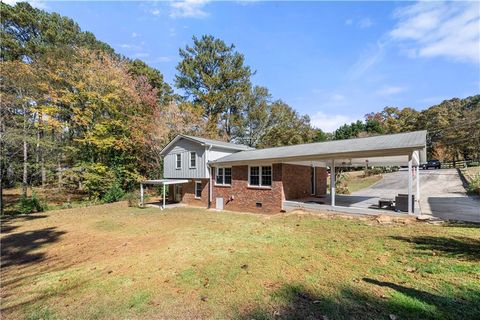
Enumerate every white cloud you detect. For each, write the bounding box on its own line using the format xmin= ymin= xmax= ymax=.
xmin=150 ymin=8 xmax=161 ymax=16
xmin=119 ymin=43 xmax=142 ymax=50
xmin=132 ymin=52 xmax=150 ymax=58
xmin=375 ymin=86 xmax=407 ymax=96
xmin=345 ymin=18 xmax=374 ymax=28
xmin=170 ymin=0 xmax=210 ymax=18
xmin=310 ymin=112 xmax=360 ymax=133
xmin=3 ymin=0 xmax=46 ymax=9
xmin=358 ymin=18 xmax=374 ymax=28
xmin=147 ymin=56 xmax=172 ymax=63
xmin=349 ymin=40 xmax=387 ymax=79
xmin=131 ymin=32 xmax=139 ymax=38
xmin=390 ymin=1 xmax=480 ymax=64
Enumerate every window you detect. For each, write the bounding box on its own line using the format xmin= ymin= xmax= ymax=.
xmin=249 ymin=165 xmax=272 ymax=187
xmin=189 ymin=152 xmax=196 ymax=168
xmin=215 ymin=167 xmax=232 ymax=186
xmin=249 ymin=166 xmax=260 ymax=186
xmin=175 ymin=154 xmax=182 ymax=169
xmin=261 ymin=166 xmax=272 ymax=186
xmin=224 ymin=168 xmax=232 ymax=185
xmin=195 ymin=181 xmax=202 ymax=199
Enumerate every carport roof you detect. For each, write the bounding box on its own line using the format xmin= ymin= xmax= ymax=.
xmin=210 ymin=130 xmax=427 ymax=165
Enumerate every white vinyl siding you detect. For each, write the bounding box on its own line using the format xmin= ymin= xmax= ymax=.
xmin=163 ymin=138 xmax=240 ymax=179
xmin=163 ymin=139 xmax=207 ymax=178
xmin=215 ymin=167 xmax=232 ymax=186
xmin=249 ymin=165 xmax=272 ymax=187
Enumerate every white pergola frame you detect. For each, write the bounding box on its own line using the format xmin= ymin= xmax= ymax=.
xmin=140 ymin=179 xmax=189 ymax=209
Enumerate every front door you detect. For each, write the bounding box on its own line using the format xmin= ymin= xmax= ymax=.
xmin=174 ymin=185 xmax=182 ymax=202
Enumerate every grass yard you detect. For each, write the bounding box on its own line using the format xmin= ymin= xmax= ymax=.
xmin=461 ymin=166 xmax=480 ymax=195
xmin=344 ymin=171 xmax=383 ymax=193
xmin=1 ymin=203 xmax=479 ymax=320
xmin=330 ymin=171 xmax=383 ymax=194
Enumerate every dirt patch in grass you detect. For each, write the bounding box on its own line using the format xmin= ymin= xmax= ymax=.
xmin=1 ymin=204 xmax=479 ymax=319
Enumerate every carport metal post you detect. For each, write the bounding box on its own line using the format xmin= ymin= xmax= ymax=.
xmin=408 ymin=155 xmax=413 ymax=215
xmin=416 ymin=165 xmax=420 ymax=202
xmin=331 ymin=160 xmax=336 ymax=207
xmin=162 ymin=183 xmax=166 ymax=210
xmin=140 ymin=183 xmax=144 ymax=207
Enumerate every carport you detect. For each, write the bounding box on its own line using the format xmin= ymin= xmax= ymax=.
xmin=140 ymin=179 xmax=189 ymax=209
xmin=210 ymin=131 xmax=427 ymax=215
xmin=284 ymin=152 xmax=424 ymax=215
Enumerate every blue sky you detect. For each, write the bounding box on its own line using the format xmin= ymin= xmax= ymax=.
xmin=11 ymin=0 xmax=480 ymax=132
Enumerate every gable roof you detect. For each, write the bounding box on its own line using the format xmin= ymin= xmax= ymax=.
xmin=160 ymin=134 xmax=254 ymax=155
xmin=210 ymin=131 xmax=427 ymax=164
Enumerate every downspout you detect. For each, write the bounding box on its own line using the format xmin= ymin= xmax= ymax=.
xmin=206 ymin=145 xmax=213 ymax=208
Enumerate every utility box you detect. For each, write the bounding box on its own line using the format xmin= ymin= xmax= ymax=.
xmin=215 ymin=197 xmax=224 ymax=211
xmin=395 ymin=194 xmax=415 ymax=212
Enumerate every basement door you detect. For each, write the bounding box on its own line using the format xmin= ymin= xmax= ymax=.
xmin=174 ymin=185 xmax=182 ymax=202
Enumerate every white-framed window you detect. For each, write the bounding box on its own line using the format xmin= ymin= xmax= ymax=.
xmin=195 ymin=181 xmax=202 ymax=199
xmin=189 ymin=151 xmax=197 ymax=168
xmin=175 ymin=154 xmax=182 ymax=169
xmin=215 ymin=167 xmax=232 ymax=186
xmin=249 ymin=165 xmax=272 ymax=187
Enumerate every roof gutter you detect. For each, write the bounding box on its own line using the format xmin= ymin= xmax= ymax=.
xmin=209 ymin=146 xmax=426 ymax=166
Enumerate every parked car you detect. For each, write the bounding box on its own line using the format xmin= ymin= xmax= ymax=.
xmin=422 ymin=160 xmax=441 ymax=170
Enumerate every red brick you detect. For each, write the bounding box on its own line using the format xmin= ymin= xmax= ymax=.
xmin=168 ymin=179 xmax=209 ymax=207
xmin=211 ymin=164 xmax=327 ymax=214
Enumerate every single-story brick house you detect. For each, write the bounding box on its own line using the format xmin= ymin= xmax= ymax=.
xmin=142 ymin=131 xmax=426 ymax=214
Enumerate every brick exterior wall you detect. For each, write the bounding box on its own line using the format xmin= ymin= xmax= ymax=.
xmin=169 ymin=164 xmax=327 ymax=214
xmin=282 ymin=164 xmax=313 ymax=200
xmin=211 ymin=163 xmax=327 ymax=213
xmin=212 ymin=164 xmax=284 ymax=213
xmin=315 ymin=167 xmax=328 ymax=196
xmin=168 ymin=179 xmax=209 ymax=207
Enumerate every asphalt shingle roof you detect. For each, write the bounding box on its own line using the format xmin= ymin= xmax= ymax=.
xmin=210 ymin=130 xmax=427 ymax=164
xmin=181 ymin=135 xmax=254 ymax=151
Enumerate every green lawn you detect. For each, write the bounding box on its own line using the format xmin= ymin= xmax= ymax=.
xmin=329 ymin=171 xmax=383 ymax=194
xmin=344 ymin=171 xmax=383 ymax=193
xmin=1 ymin=203 xmax=479 ymax=319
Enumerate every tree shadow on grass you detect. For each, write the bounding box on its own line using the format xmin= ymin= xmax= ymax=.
xmin=237 ymin=280 xmax=480 ymax=320
xmin=444 ymin=221 xmax=480 ymax=229
xmin=390 ymin=236 xmax=480 ymax=261
xmin=363 ymin=278 xmax=480 ymax=319
xmin=1 ymin=214 xmax=48 ymax=234
xmin=1 ymin=227 xmax=66 ymax=268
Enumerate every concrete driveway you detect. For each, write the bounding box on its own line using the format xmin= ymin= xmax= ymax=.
xmin=351 ymin=169 xmax=480 ymax=223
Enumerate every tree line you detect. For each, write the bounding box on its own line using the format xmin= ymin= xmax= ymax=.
xmin=1 ymin=2 xmax=478 ymax=212
xmin=334 ymin=97 xmax=479 ymax=162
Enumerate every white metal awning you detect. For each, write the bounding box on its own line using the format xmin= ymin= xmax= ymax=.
xmin=140 ymin=179 xmax=190 ymax=209
xmin=141 ymin=179 xmax=189 ymax=185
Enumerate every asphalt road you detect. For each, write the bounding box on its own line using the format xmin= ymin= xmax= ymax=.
xmin=351 ymin=169 xmax=480 ymax=222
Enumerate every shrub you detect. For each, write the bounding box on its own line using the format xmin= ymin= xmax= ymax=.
xmin=16 ymin=192 xmax=47 ymax=214
xmin=467 ymin=173 xmax=480 ymax=195
xmin=82 ymin=163 xmax=116 ymax=199
xmin=123 ymin=191 xmax=141 ymax=207
xmin=102 ymin=183 xmax=125 ymax=203
xmin=335 ymin=172 xmax=350 ymax=195
xmin=364 ymin=167 xmax=386 ymax=177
